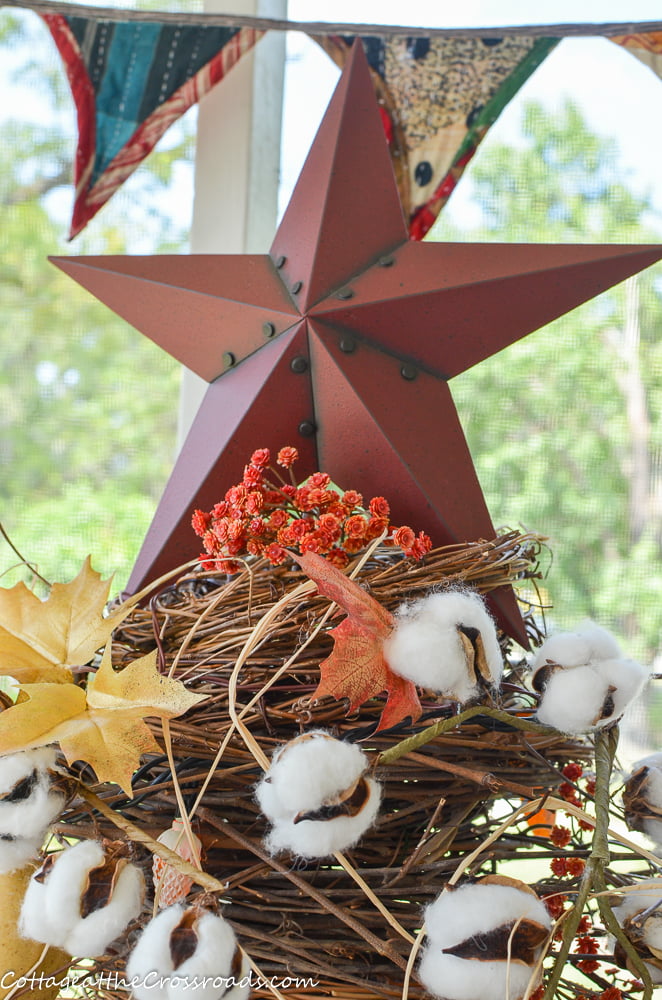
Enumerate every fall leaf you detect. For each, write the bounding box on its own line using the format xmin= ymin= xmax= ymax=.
xmin=0 ymin=557 xmax=132 ymax=684
xmin=0 ymin=647 xmax=206 ymax=796
xmin=295 ymin=551 xmax=421 ymax=731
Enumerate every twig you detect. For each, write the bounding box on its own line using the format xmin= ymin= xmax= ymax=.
xmin=333 ymin=849 xmax=414 ymax=945
xmin=197 ymin=807 xmax=409 ymax=972
xmin=377 ymin=706 xmax=561 ymax=766
xmin=401 ymin=749 xmax=537 ymax=799
xmin=0 ymin=522 xmax=51 ymax=587
xmin=76 ymin=784 xmax=229 ymax=896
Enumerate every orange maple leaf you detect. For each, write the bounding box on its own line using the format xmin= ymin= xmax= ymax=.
xmin=295 ymin=551 xmax=421 ymax=731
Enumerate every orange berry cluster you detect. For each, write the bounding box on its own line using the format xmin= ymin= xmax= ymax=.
xmin=192 ymin=446 xmax=432 ymax=574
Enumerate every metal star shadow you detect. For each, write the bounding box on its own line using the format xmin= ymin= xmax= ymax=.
xmin=52 ymin=43 xmax=662 ymax=646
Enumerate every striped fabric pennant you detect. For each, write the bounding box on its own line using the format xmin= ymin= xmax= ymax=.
xmin=42 ymin=14 xmax=261 ymax=238
xmin=313 ymin=34 xmax=558 ymax=239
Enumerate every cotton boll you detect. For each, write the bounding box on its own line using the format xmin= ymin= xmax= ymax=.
xmin=265 ymin=776 xmax=381 ymax=858
xmin=640 ymin=817 xmax=662 ymax=847
xmin=126 ymin=904 xmax=183 ymax=1000
xmin=171 ymin=911 xmax=248 ymax=1000
xmin=536 ymin=658 xmax=649 ymax=734
xmin=256 ymin=731 xmax=380 ymax=858
xmin=127 ymin=903 xmax=248 ymax=1000
xmin=384 ymin=589 xmax=502 ymax=703
xmin=20 ymin=840 xmax=104 ymax=948
xmin=0 ymin=747 xmax=69 ymax=875
xmin=257 ymin=731 xmax=368 ymax=819
xmin=385 ymin=618 xmax=477 ymax=703
xmin=64 ymin=860 xmax=144 ymax=957
xmin=611 ymin=878 xmax=662 ymax=984
xmin=0 ymin=747 xmax=66 ymax=840
xmin=624 ymin=753 xmax=662 ymax=847
xmin=532 ymin=621 xmax=649 ymax=733
xmin=611 ymin=879 xmax=662 ymax=924
xmin=631 ymin=753 xmax=662 ymax=797
xmin=0 ymin=748 xmax=57 ymax=794
xmin=20 ymin=839 xmax=144 ymax=957
xmin=419 ymin=877 xmax=551 ymax=1000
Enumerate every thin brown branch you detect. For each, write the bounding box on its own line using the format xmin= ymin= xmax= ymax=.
xmin=3 ymin=165 xmax=71 ymax=205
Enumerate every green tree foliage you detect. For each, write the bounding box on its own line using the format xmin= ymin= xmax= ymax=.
xmin=432 ymin=99 xmax=662 ymax=661
xmin=0 ymin=10 xmax=188 ymax=590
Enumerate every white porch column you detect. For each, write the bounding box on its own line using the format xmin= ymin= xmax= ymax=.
xmin=178 ymin=0 xmax=287 ymax=446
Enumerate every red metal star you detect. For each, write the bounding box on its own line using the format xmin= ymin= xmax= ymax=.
xmin=52 ymin=43 xmax=662 ymax=646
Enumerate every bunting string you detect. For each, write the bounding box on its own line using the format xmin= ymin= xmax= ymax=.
xmin=1 ymin=0 xmax=662 ymax=38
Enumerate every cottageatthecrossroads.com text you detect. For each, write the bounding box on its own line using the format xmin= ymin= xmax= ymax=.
xmin=0 ymin=971 xmax=320 ymax=992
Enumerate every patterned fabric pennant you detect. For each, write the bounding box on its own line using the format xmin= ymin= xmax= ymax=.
xmin=612 ymin=30 xmax=662 ymax=79
xmin=41 ymin=14 xmax=262 ymax=239
xmin=313 ymin=34 xmax=558 ymax=239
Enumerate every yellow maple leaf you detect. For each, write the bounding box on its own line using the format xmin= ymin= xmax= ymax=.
xmin=0 ymin=557 xmax=132 ymax=684
xmin=0 ymin=647 xmax=206 ymax=796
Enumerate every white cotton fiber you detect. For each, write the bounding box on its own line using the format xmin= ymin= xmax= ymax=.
xmin=598 ymin=658 xmax=649 ymax=718
xmin=20 ymin=839 xmax=144 ymax=957
xmin=0 ymin=748 xmax=56 ymax=794
xmin=127 ymin=904 xmax=183 ymax=1000
xmin=170 ymin=911 xmax=247 ymax=1000
xmin=641 ymin=817 xmax=662 ymax=847
xmin=419 ymin=949 xmax=536 ymax=1000
xmin=0 ymin=747 xmax=65 ymax=840
xmin=32 ymin=839 xmax=105 ymax=946
xmin=0 ymin=832 xmax=45 ymax=874
xmin=256 ymin=731 xmax=380 ymax=858
xmin=64 ymin=860 xmax=144 ymax=957
xmin=127 ymin=904 xmax=248 ymax=1000
xmin=420 ymin=881 xmax=550 ymax=1000
xmin=384 ymin=590 xmax=502 ymax=703
xmin=531 ymin=621 xmax=621 ymax=675
xmin=536 ymin=665 xmax=611 ymax=733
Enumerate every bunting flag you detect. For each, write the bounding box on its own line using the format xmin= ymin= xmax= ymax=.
xmin=314 ymin=34 xmax=559 ymax=239
xmin=612 ymin=30 xmax=662 ymax=79
xmin=41 ymin=14 xmax=262 ymax=239
xmin=33 ymin=8 xmax=662 ymax=242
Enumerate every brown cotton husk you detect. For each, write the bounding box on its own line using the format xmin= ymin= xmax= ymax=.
xmin=443 ymin=918 xmax=549 ymax=965
xmin=57 ymin=531 xmax=595 ymax=1000
xmin=624 ymin=765 xmax=662 ymax=832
